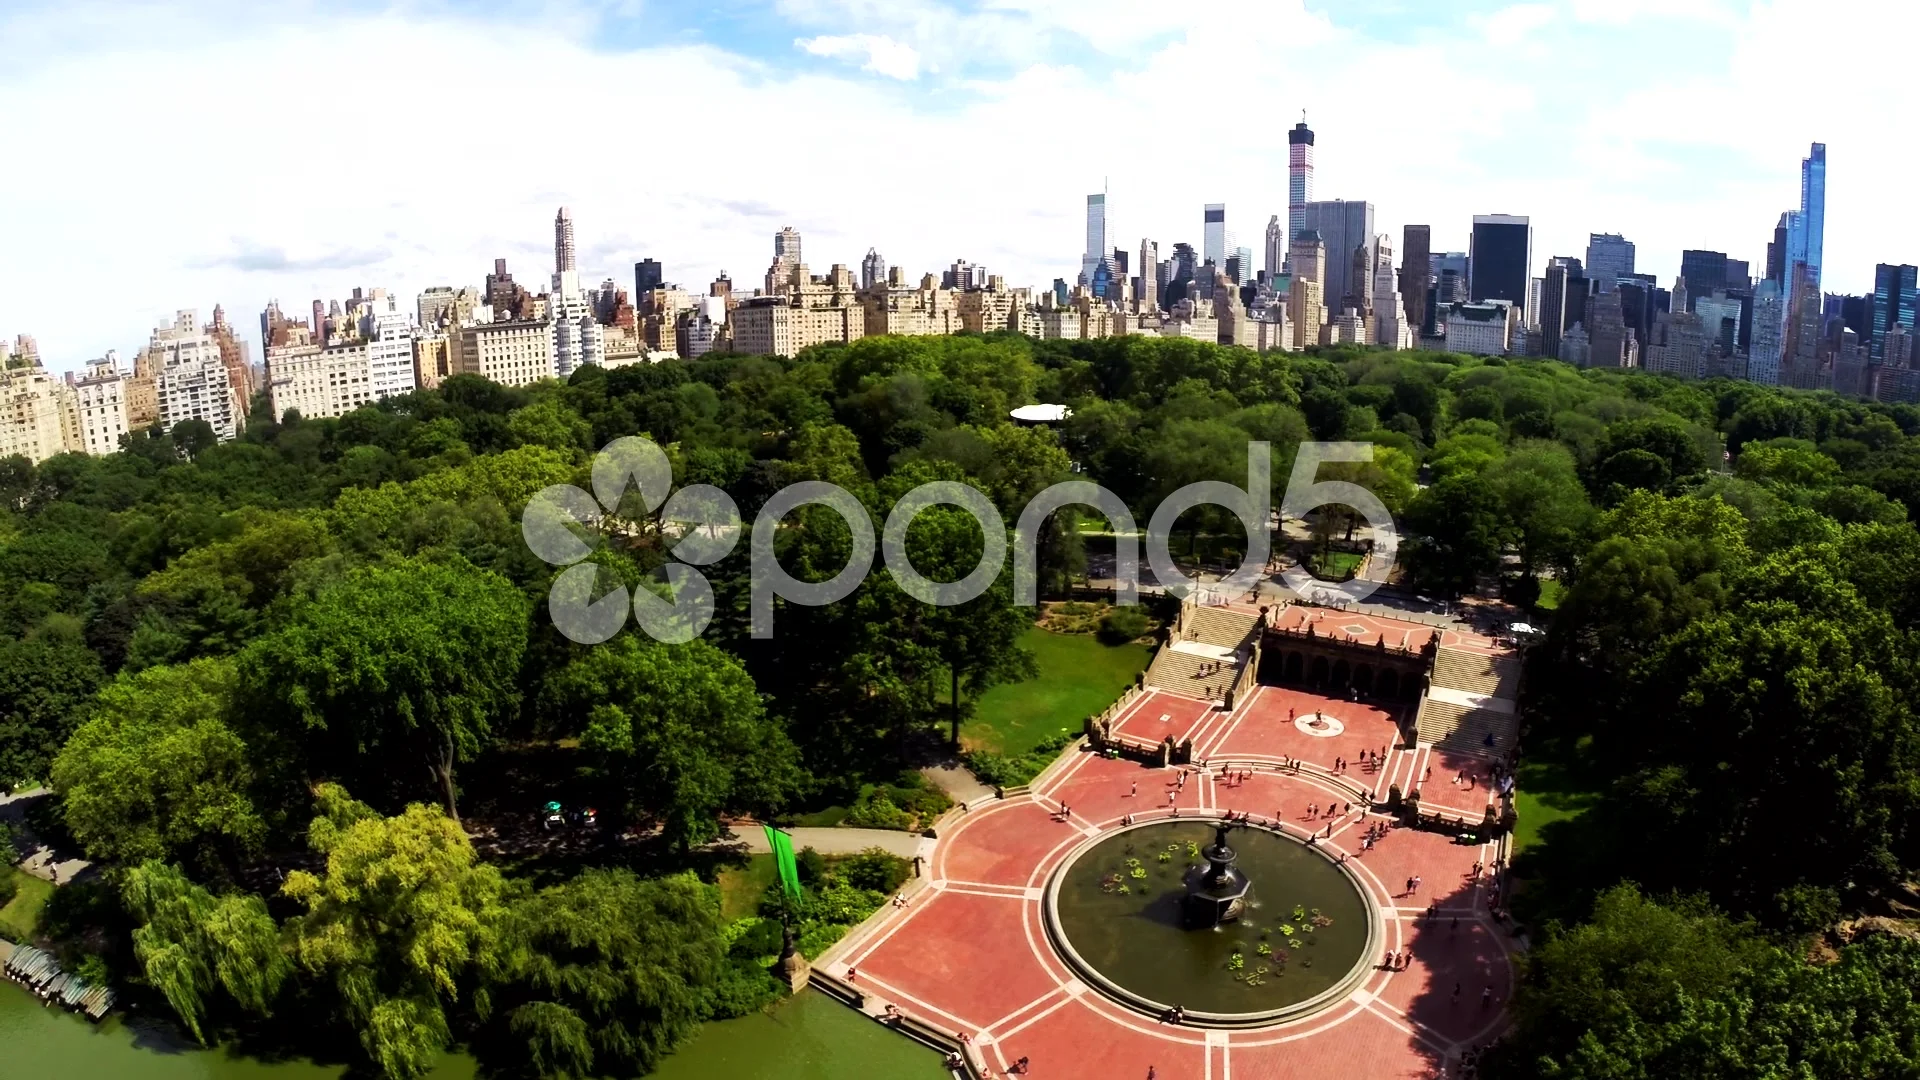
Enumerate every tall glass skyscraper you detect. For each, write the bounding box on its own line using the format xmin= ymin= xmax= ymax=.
xmin=1872 ymin=263 xmax=1918 ymax=361
xmin=1585 ymin=233 xmax=1635 ymax=291
xmin=1470 ymin=214 xmax=1533 ymax=316
xmin=1203 ymin=204 xmax=1227 ymax=268
xmin=1288 ymin=119 xmax=1315 ymax=244
xmin=1082 ymin=193 xmax=1107 ymax=284
xmin=1786 ymin=143 xmax=1826 ymax=289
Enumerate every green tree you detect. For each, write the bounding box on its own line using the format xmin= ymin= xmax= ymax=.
xmin=0 ymin=630 xmax=105 ymax=789
xmin=1489 ymin=441 xmax=1592 ymax=580
xmin=282 ymin=786 xmax=511 ymax=1080
xmin=541 ymin=636 xmax=798 ymax=850
xmin=1402 ymin=472 xmax=1506 ymax=597
xmin=241 ymin=556 xmax=527 ymax=823
xmin=122 ymin=860 xmax=289 ymax=1043
xmin=51 ymin=658 xmax=267 ymax=876
xmin=482 ymin=870 xmax=726 ymax=1079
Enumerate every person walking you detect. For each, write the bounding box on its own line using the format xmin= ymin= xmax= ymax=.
xmin=1167 ymin=790 xmax=1177 ymax=807
xmin=1130 ymin=780 xmax=1138 ymax=797
xmin=1411 ymin=874 xmax=1423 ymax=894
xmin=1404 ymin=876 xmax=1416 ymax=895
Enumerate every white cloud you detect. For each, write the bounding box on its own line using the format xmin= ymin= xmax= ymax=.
xmin=0 ymin=0 xmax=1914 ymax=372
xmin=796 ymin=33 xmax=923 ymax=79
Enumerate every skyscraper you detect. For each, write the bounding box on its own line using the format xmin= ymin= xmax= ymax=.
xmin=1298 ymin=200 xmax=1374 ymax=316
xmin=1766 ymin=213 xmax=1789 ymax=284
xmin=1470 ymin=215 xmax=1533 ymax=316
xmin=1787 ymin=143 xmax=1826 ymax=289
xmin=1231 ymin=246 xmax=1254 ymax=286
xmin=1203 ymin=204 xmax=1227 ymax=268
xmin=1401 ymin=225 xmax=1431 ymax=334
xmin=1871 ymin=263 xmax=1918 ymax=361
xmin=1083 ymin=193 xmax=1107 ymax=284
xmin=1264 ymin=216 xmax=1284 ymax=282
xmin=1749 ymin=279 xmax=1784 ymax=385
xmin=554 ymin=207 xmax=577 ymax=274
xmin=1679 ymin=250 xmax=1732 ymax=307
xmin=776 ymin=226 xmax=803 ymax=266
xmin=1288 ymin=117 xmax=1315 ymax=245
xmin=861 ymin=248 xmax=888 ymax=291
xmin=1289 ymin=231 xmax=1327 ymax=350
xmin=1585 ymin=233 xmax=1635 ymax=291
xmin=1140 ymin=239 xmax=1159 ymax=312
xmin=1540 ymin=257 xmax=1588 ymax=360
xmin=634 ymin=259 xmax=663 ymax=297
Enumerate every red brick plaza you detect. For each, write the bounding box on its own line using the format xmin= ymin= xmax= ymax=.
xmin=824 ymin=683 xmax=1516 ymax=1080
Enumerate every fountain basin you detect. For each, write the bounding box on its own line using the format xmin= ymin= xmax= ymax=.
xmin=1043 ymin=819 xmax=1379 ymax=1026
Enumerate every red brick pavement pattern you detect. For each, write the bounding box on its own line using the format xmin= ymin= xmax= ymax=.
xmin=934 ymin=801 xmax=1071 ymax=888
xmin=1417 ymin=748 xmax=1505 ymax=818
xmin=1375 ymin=917 xmax=1515 ymax=1046
xmin=1212 ymin=685 xmax=1404 ymax=773
xmin=848 ymin=889 xmax=1058 ymax=1033
xmin=1044 ymin=752 xmax=1197 ymax=827
xmin=1109 ymin=690 xmax=1218 ymax=745
xmin=1229 ymin=1007 xmax=1448 ymax=1079
xmin=991 ymin=998 xmax=1208 ymax=1080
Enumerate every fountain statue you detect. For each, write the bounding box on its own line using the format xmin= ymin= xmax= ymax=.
xmin=1183 ymin=820 xmax=1253 ymax=927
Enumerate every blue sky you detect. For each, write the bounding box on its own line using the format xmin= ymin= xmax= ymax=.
xmin=0 ymin=0 xmax=1911 ymax=369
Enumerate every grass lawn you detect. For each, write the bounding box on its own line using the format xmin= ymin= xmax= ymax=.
xmin=0 ymin=868 xmax=53 ymax=941
xmin=718 ymin=854 xmax=778 ymax=921
xmin=1535 ymin=578 xmax=1565 ymax=611
xmin=1511 ymin=736 xmax=1602 ymax=856
xmin=960 ymin=626 xmax=1151 ymax=757
xmin=1309 ymin=549 xmax=1365 ymax=580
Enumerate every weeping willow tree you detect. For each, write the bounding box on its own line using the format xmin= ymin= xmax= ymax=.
xmin=122 ymin=860 xmax=289 ymax=1042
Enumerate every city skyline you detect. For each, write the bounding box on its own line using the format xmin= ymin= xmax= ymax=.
xmin=1 ymin=0 xmax=1912 ymax=369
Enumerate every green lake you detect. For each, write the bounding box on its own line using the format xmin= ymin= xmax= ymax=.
xmin=0 ymin=979 xmax=947 ymax=1079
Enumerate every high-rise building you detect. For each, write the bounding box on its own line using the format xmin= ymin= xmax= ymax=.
xmin=1679 ymin=250 xmax=1733 ymax=305
xmin=1470 ymin=215 xmax=1533 ymax=316
xmin=1783 ymin=263 xmax=1823 ymax=388
xmin=1401 ymin=225 xmax=1430 ymax=334
xmin=1445 ymin=300 xmax=1515 ymax=356
xmin=861 ymin=248 xmax=888 ymax=291
xmin=455 ymin=320 xmax=559 ymax=386
xmin=1082 ymin=194 xmax=1107 ymax=284
xmin=1298 ymin=201 xmax=1374 ymax=316
xmin=68 ymin=352 xmax=129 ymax=456
xmin=1203 ymin=204 xmax=1227 ymax=269
xmin=0 ymin=355 xmax=72 ymax=463
xmin=634 ymin=259 xmax=663 ymax=297
xmin=1766 ymin=214 xmax=1789 ymax=285
xmin=1539 ymin=258 xmax=1588 ymax=360
xmin=1585 ymin=233 xmax=1635 ymax=291
xmin=1139 ymin=239 xmax=1159 ymax=313
xmin=1871 ymin=263 xmax=1918 ymax=361
xmin=1288 ymin=231 xmax=1327 ymax=349
xmin=1726 ymin=260 xmax=1750 ymax=289
xmin=554 ymin=207 xmax=577 ymax=274
xmin=1372 ymin=236 xmax=1408 ymax=350
xmin=1586 ymin=289 xmax=1635 ymax=369
xmin=1264 ymin=216 xmax=1285 ymax=282
xmin=364 ymin=289 xmax=417 ymax=400
xmin=1288 ymin=117 xmax=1314 ymax=245
xmin=1749 ymin=279 xmax=1784 ymax=385
xmin=1787 ymin=143 xmax=1826 ymax=290
xmin=149 ymin=310 xmax=239 ymax=441
xmin=775 ymin=226 xmax=803 ymax=267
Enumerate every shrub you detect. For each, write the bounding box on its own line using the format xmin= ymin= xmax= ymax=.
xmin=963 ymin=730 xmax=1080 ymax=787
xmin=796 ymin=846 xmax=828 ymax=884
xmin=1098 ymin=607 xmax=1151 ymax=644
xmin=838 ymin=848 xmax=911 ymax=893
xmin=844 ymin=791 xmax=912 ymax=831
xmin=727 ymin=916 xmax=784 ymax=960
xmin=0 ymin=872 xmax=16 ymax=911
xmin=708 ymin=957 xmax=784 ymax=1018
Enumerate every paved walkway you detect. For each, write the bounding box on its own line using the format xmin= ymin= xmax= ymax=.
xmin=0 ymin=789 xmax=92 ymax=885
xmin=731 ymin=825 xmax=926 ymax=860
xmin=921 ymin=763 xmax=995 ymax=806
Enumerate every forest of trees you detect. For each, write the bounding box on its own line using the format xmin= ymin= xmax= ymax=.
xmin=4 ymin=331 xmax=1920 ymax=1077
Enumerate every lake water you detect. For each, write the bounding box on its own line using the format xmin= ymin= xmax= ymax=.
xmin=0 ymin=978 xmax=946 ymax=1079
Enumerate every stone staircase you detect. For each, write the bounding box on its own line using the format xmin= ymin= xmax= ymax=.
xmin=1181 ymin=605 xmax=1261 ymax=650
xmin=1145 ymin=648 xmax=1241 ymax=701
xmin=1428 ymin=647 xmax=1522 ymax=698
xmin=1414 ymin=698 xmax=1516 ymax=755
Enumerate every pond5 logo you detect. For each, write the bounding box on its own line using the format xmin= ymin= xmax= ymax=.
xmin=523 ymin=435 xmax=1401 ymax=645
xmin=521 ymin=437 xmax=741 ymax=644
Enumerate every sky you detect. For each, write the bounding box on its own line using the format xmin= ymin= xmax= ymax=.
xmin=1 ymin=0 xmax=1914 ymax=372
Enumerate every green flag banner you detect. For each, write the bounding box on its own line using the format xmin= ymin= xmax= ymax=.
xmin=764 ymin=825 xmax=802 ymax=900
